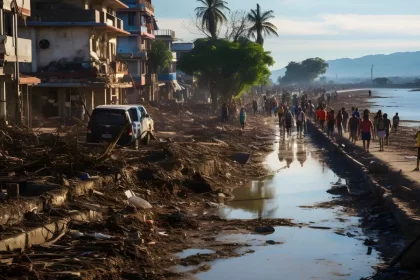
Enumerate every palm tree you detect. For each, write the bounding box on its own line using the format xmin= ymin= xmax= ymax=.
xmin=247 ymin=4 xmax=278 ymax=46
xmin=195 ymin=0 xmax=230 ymax=38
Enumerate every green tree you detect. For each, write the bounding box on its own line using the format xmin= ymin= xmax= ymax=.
xmin=247 ymin=4 xmax=278 ymax=46
xmin=178 ymin=38 xmax=274 ymax=109
xmin=148 ymin=40 xmax=173 ymax=73
xmin=281 ymin=58 xmax=328 ymax=84
xmin=195 ymin=0 xmax=230 ymax=39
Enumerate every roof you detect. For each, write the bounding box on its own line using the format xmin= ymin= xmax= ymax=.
xmin=95 ymin=105 xmax=136 ymax=110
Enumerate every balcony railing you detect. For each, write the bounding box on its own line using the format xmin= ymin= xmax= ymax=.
xmin=140 ymin=25 xmax=154 ymax=35
xmin=125 ymin=25 xmax=138 ymax=31
xmin=154 ymin=29 xmax=175 ymax=38
xmin=0 ymin=36 xmax=32 ymax=63
xmin=139 ymin=0 xmax=154 ymax=15
xmin=97 ymin=11 xmax=123 ymax=30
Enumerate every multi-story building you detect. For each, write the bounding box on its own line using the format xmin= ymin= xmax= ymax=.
xmin=20 ymin=0 xmax=133 ymax=122
xmin=116 ymin=0 xmax=157 ymax=103
xmin=172 ymin=42 xmax=195 ymax=101
xmin=154 ymin=29 xmax=181 ymax=101
xmin=0 ymin=0 xmax=40 ymax=125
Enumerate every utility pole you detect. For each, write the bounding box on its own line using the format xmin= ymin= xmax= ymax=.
xmin=11 ymin=1 xmax=21 ymax=124
xmin=371 ymin=64 xmax=374 ymax=83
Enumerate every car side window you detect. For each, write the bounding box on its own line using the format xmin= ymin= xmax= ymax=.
xmin=129 ymin=108 xmax=139 ymax=122
xmin=138 ymin=107 xmax=146 ymax=118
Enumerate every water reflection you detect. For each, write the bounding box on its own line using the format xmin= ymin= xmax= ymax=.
xmin=213 ymin=135 xmax=342 ymax=223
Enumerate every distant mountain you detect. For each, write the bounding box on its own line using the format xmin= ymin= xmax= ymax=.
xmin=271 ymin=51 xmax=420 ymax=82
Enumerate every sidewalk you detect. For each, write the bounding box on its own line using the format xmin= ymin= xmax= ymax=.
xmin=346 ymin=135 xmax=420 ymax=182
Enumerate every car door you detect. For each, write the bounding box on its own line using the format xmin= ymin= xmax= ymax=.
xmin=128 ymin=108 xmax=141 ymax=139
xmin=138 ymin=106 xmax=150 ymax=133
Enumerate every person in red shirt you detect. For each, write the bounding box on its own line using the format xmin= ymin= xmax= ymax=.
xmin=359 ymin=110 xmax=374 ymax=152
xmin=316 ymin=106 xmax=327 ymax=130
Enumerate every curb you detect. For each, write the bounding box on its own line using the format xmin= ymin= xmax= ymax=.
xmin=307 ymin=121 xmax=420 ymax=240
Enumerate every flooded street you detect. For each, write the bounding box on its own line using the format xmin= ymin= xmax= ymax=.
xmin=177 ymin=128 xmax=394 ymax=280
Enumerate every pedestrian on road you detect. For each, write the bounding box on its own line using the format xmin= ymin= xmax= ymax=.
xmin=296 ymin=106 xmax=306 ymax=138
xmin=317 ymin=106 xmax=327 ymax=131
xmin=348 ymin=112 xmax=360 ymax=144
xmin=277 ymin=104 xmax=284 ymax=131
xmin=393 ymin=113 xmax=400 ymax=132
xmin=376 ymin=112 xmax=386 ymax=151
xmin=284 ymin=107 xmax=294 ymax=137
xmin=414 ymin=128 xmax=420 ymax=171
xmin=239 ymin=108 xmax=246 ymax=130
xmin=373 ymin=110 xmax=382 ymax=140
xmin=326 ymin=92 xmax=331 ymax=105
xmin=360 ymin=111 xmax=374 ymax=153
xmin=334 ymin=91 xmax=338 ymax=102
xmin=383 ymin=113 xmax=391 ymax=146
xmin=369 ymin=90 xmax=372 ymax=97
xmin=221 ymin=103 xmax=229 ymax=123
xmin=342 ymin=108 xmax=349 ymax=133
xmin=336 ymin=110 xmax=343 ymax=137
xmin=327 ymin=109 xmax=335 ymax=139
xmin=354 ymin=108 xmax=360 ymax=119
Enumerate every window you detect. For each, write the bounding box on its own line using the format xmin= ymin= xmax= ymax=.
xmin=127 ymin=13 xmax=135 ymax=26
xmin=128 ymin=108 xmax=139 ymax=122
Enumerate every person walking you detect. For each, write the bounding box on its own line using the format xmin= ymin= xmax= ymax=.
xmin=239 ymin=107 xmax=246 ymax=130
xmin=221 ymin=103 xmax=229 ymax=123
xmin=317 ymin=106 xmax=327 ymax=131
xmin=414 ymin=128 xmax=420 ymax=171
xmin=284 ymin=107 xmax=294 ymax=137
xmin=336 ymin=110 xmax=343 ymax=137
xmin=327 ymin=109 xmax=335 ymax=139
xmin=383 ymin=113 xmax=391 ymax=146
xmin=360 ymin=110 xmax=374 ymax=153
xmin=296 ymin=106 xmax=306 ymax=138
xmin=373 ymin=110 xmax=382 ymax=140
xmin=348 ymin=112 xmax=360 ymax=144
xmin=277 ymin=104 xmax=285 ymax=132
xmin=252 ymin=100 xmax=258 ymax=115
xmin=376 ymin=112 xmax=386 ymax=151
xmin=393 ymin=113 xmax=400 ymax=132
xmin=354 ymin=108 xmax=360 ymax=119
xmin=342 ymin=108 xmax=349 ymax=133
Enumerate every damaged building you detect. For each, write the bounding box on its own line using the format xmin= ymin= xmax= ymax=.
xmin=20 ymin=0 xmax=133 ymax=124
xmin=0 ymin=0 xmax=40 ymax=125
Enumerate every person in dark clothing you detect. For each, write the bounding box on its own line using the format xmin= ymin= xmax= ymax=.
xmin=221 ymin=103 xmax=229 ymax=123
xmin=327 ymin=110 xmax=335 ymax=138
xmin=342 ymin=108 xmax=349 ymax=133
xmin=383 ymin=113 xmax=391 ymax=146
xmin=336 ymin=110 xmax=343 ymax=137
xmin=252 ymin=100 xmax=258 ymax=115
xmin=284 ymin=107 xmax=294 ymax=137
xmin=348 ymin=112 xmax=360 ymax=144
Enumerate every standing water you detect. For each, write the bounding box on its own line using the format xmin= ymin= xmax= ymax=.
xmin=195 ymin=132 xmax=382 ymax=280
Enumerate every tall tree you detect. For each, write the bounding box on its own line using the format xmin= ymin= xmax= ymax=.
xmin=195 ymin=0 xmax=230 ymax=38
xmin=247 ymin=4 xmax=278 ymax=46
xmin=224 ymin=10 xmax=251 ymax=42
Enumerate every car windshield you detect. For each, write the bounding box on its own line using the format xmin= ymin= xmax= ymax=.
xmin=91 ymin=109 xmax=127 ymax=126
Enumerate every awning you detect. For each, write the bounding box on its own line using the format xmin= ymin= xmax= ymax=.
xmin=19 ymin=75 xmax=41 ymax=85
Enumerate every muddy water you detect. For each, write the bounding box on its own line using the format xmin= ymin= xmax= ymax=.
xmin=197 ymin=134 xmax=381 ymax=279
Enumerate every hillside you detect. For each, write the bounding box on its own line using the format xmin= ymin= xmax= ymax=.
xmin=271 ymin=51 xmax=420 ymax=81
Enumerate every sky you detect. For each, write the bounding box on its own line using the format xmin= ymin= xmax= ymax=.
xmin=153 ymin=0 xmax=420 ymax=69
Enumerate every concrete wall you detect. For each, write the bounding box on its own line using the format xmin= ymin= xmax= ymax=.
xmin=32 ymin=27 xmax=90 ymax=68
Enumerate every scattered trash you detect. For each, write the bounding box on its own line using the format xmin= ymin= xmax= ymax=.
xmin=254 ymin=226 xmax=275 ymax=234
xmin=86 ymin=233 xmax=112 ymax=240
xmin=125 ymin=190 xmax=152 ymax=209
xmin=158 ymin=232 xmax=169 ymax=236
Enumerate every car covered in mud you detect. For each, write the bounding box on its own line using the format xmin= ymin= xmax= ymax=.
xmin=86 ymin=105 xmax=154 ymax=147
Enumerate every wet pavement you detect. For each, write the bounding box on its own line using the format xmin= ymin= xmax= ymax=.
xmin=176 ymin=130 xmax=393 ymax=279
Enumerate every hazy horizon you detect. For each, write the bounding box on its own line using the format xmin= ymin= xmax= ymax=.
xmin=153 ymin=0 xmax=420 ymax=69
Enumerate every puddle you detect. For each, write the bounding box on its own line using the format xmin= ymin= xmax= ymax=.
xmin=176 ymin=249 xmax=216 ymax=259
xmin=182 ymin=132 xmax=386 ymax=279
xmin=199 ymin=227 xmax=378 ymax=280
xmin=212 ymin=137 xmax=347 ymax=228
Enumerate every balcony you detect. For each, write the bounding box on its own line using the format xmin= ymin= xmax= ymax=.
xmin=27 ymin=9 xmax=127 ymax=35
xmin=154 ymin=29 xmax=176 ymax=38
xmin=140 ymin=25 xmax=155 ymax=39
xmin=158 ymin=73 xmax=177 ymax=82
xmin=0 ymin=35 xmax=32 ymax=63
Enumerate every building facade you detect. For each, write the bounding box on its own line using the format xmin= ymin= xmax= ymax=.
xmin=0 ymin=0 xmax=40 ymax=125
xmin=20 ymin=0 xmax=133 ymax=123
xmin=117 ymin=0 xmax=157 ymax=103
xmin=154 ymin=29 xmax=181 ymax=101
